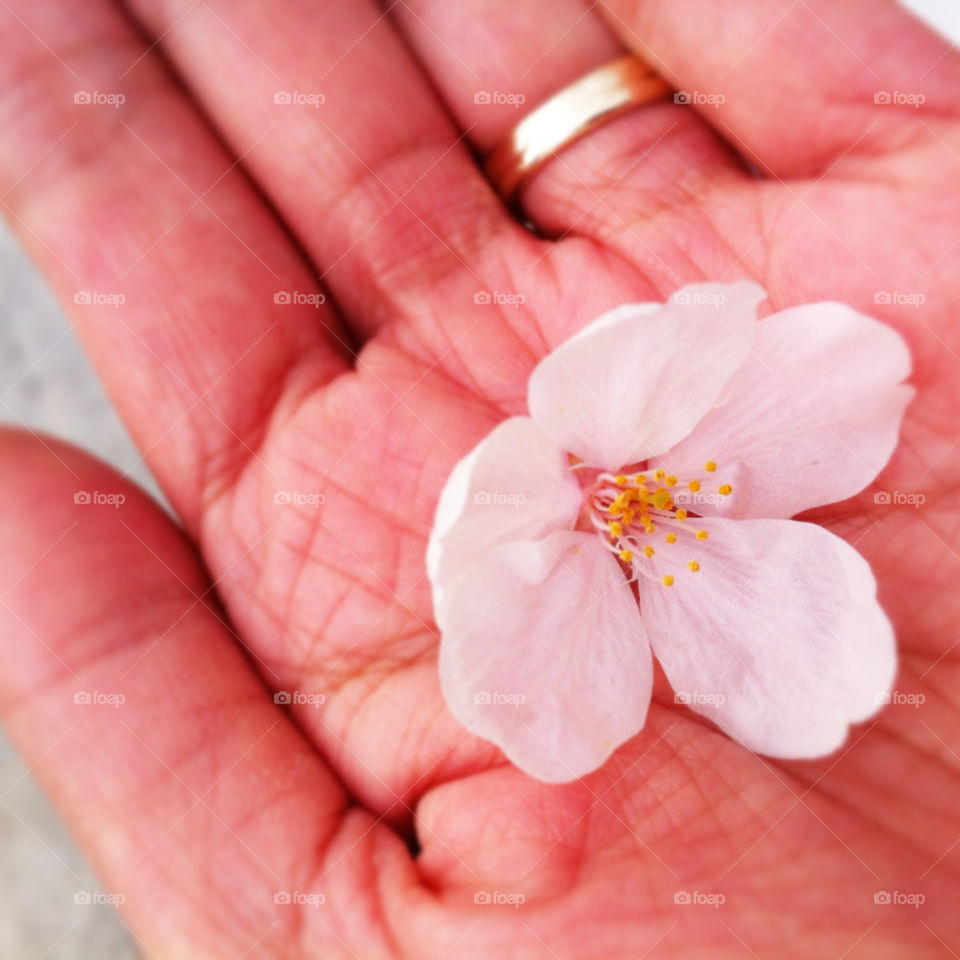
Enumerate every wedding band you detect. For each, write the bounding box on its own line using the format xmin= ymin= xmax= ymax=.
xmin=484 ymin=55 xmax=671 ymax=204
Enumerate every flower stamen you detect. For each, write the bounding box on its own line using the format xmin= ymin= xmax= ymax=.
xmin=593 ymin=460 xmax=731 ymax=585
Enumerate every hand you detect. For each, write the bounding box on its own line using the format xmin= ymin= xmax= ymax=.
xmin=1 ymin=0 xmax=958 ymax=956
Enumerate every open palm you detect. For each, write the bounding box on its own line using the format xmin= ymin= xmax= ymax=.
xmin=2 ymin=0 xmax=959 ymax=956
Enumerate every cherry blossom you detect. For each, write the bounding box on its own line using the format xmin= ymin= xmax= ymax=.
xmin=428 ymin=282 xmax=913 ymax=783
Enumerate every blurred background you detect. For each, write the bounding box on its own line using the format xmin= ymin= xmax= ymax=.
xmin=1 ymin=1 xmax=958 ymax=956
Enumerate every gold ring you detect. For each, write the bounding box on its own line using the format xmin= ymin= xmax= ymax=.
xmin=484 ymin=55 xmax=671 ymax=205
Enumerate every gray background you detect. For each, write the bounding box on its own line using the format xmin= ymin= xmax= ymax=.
xmin=1 ymin=1 xmax=958 ymax=956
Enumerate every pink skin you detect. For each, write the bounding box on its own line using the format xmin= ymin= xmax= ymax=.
xmin=1 ymin=0 xmax=960 ymax=957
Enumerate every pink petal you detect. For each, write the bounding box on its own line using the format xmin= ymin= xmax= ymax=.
xmin=638 ymin=518 xmax=896 ymax=758
xmin=527 ymin=282 xmax=766 ymax=468
xmin=651 ymin=302 xmax=914 ymax=519
xmin=427 ymin=416 xmax=582 ymax=612
xmin=439 ymin=530 xmax=653 ymax=783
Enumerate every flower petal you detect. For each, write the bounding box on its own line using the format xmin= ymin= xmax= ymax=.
xmin=638 ymin=518 xmax=896 ymax=758
xmin=427 ymin=416 xmax=582 ymax=612
xmin=527 ymin=282 xmax=766 ymax=468
xmin=439 ymin=530 xmax=653 ymax=783
xmin=652 ymin=302 xmax=914 ymax=519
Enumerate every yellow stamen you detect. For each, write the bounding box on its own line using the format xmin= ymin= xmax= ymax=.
xmin=688 ymin=560 xmax=700 ymax=572
xmin=666 ymin=474 xmax=678 ymax=487
xmin=666 ymin=532 xmax=678 ymax=544
xmin=652 ymin=489 xmax=672 ymax=510
xmin=615 ymin=475 xmax=628 ymax=486
xmin=695 ymin=529 xmax=709 ymax=540
xmin=643 ymin=545 xmax=655 ymax=558
xmin=619 ymin=549 xmax=633 ymax=562
xmin=718 ymin=484 xmax=733 ymax=496
xmin=704 ymin=461 xmax=717 ymax=473
xmin=688 ymin=480 xmax=701 ymax=492
xmin=609 ymin=521 xmax=623 ymax=538
xmin=676 ymin=509 xmax=688 ymax=520
xmin=654 ymin=469 xmax=666 ymax=480
xmin=662 ymin=575 xmax=675 ymax=587
xmin=634 ymin=473 xmax=646 ymax=484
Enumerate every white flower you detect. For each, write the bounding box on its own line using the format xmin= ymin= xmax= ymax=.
xmin=428 ymin=282 xmax=913 ymax=783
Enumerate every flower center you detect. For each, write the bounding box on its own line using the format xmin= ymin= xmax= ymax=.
xmin=588 ymin=462 xmax=732 ymax=587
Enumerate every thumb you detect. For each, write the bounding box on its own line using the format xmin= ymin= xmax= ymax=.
xmin=0 ymin=428 xmax=407 ymax=958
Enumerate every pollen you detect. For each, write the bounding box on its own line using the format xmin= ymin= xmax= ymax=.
xmin=662 ymin=575 xmax=675 ymax=587
xmin=705 ymin=460 xmax=717 ymax=472
xmin=652 ymin=489 xmax=672 ymax=510
xmin=609 ymin=521 xmax=623 ymax=538
xmin=634 ymin=473 xmax=646 ymax=484
xmin=666 ymin=532 xmax=678 ymax=544
xmin=688 ymin=480 xmax=701 ymax=492
xmin=642 ymin=545 xmax=655 ymax=558
xmin=718 ymin=484 xmax=733 ymax=496
xmin=676 ymin=509 xmax=688 ymax=520
xmin=619 ymin=549 xmax=633 ymax=562
xmin=654 ymin=469 xmax=666 ymax=480
xmin=688 ymin=560 xmax=700 ymax=572
xmin=615 ymin=475 xmax=628 ymax=486
xmin=695 ymin=529 xmax=709 ymax=540
xmin=666 ymin=474 xmax=678 ymax=487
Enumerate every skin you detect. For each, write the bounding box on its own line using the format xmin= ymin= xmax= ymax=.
xmin=0 ymin=0 xmax=959 ymax=956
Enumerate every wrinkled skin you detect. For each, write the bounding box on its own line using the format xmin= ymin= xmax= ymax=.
xmin=1 ymin=0 xmax=959 ymax=957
